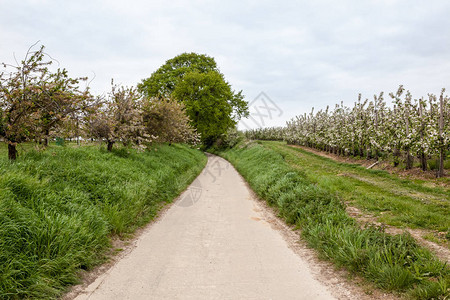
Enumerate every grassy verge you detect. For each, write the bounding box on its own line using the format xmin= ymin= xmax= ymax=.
xmin=263 ymin=141 xmax=450 ymax=235
xmin=0 ymin=143 xmax=206 ymax=299
xmin=217 ymin=141 xmax=449 ymax=299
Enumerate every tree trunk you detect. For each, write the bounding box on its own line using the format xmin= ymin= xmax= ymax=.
xmin=420 ymin=153 xmax=427 ymax=171
xmin=8 ymin=143 xmax=17 ymax=160
xmin=404 ymin=106 xmax=413 ymax=169
xmin=419 ymin=101 xmax=427 ymax=171
xmin=43 ymin=128 xmax=50 ymax=147
xmin=393 ymin=148 xmax=400 ymax=167
xmin=76 ymin=117 xmax=80 ymax=146
xmin=437 ymin=151 xmax=445 ymax=178
xmin=406 ymin=149 xmax=413 ymax=170
xmin=107 ymin=140 xmax=114 ymax=152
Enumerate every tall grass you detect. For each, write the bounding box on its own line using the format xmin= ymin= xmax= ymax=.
xmin=218 ymin=141 xmax=449 ymax=299
xmin=0 ymin=144 xmax=206 ymax=299
xmin=264 ymin=141 xmax=450 ymax=233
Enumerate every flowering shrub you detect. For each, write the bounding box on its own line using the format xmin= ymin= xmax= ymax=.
xmin=142 ymin=97 xmax=200 ymax=145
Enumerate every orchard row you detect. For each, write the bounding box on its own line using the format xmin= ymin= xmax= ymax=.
xmin=246 ymin=86 xmax=449 ymax=177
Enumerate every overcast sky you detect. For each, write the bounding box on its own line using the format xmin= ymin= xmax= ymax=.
xmin=1 ymin=0 xmax=449 ymax=129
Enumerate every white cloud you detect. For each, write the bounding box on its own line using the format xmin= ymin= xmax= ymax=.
xmin=1 ymin=0 xmax=449 ymax=127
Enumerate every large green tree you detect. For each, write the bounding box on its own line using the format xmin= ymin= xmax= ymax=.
xmin=138 ymin=53 xmax=248 ymax=145
xmin=139 ymin=53 xmax=218 ymax=97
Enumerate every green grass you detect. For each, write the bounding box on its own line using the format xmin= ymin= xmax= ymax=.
xmin=263 ymin=141 xmax=450 ymax=233
xmin=0 ymin=143 xmax=206 ymax=299
xmin=217 ymin=141 xmax=449 ymax=299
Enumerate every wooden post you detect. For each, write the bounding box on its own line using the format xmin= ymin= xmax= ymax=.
xmin=437 ymin=92 xmax=445 ymax=178
xmin=374 ymin=95 xmax=379 ymax=160
xmin=393 ymin=105 xmax=400 ymax=167
xmin=419 ymin=100 xmax=427 ymax=171
xmin=405 ymin=105 xmax=413 ymax=169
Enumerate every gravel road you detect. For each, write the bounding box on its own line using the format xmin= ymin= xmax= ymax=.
xmin=73 ymin=154 xmax=336 ymax=300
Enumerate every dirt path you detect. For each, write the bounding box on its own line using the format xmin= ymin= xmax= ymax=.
xmin=69 ymin=154 xmax=344 ymax=300
xmin=287 ymin=144 xmax=450 ymax=260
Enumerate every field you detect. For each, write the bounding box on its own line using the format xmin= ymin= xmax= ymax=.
xmin=263 ymin=141 xmax=449 ymax=234
xmin=217 ymin=140 xmax=449 ymax=299
xmin=0 ymin=143 xmax=206 ymax=299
